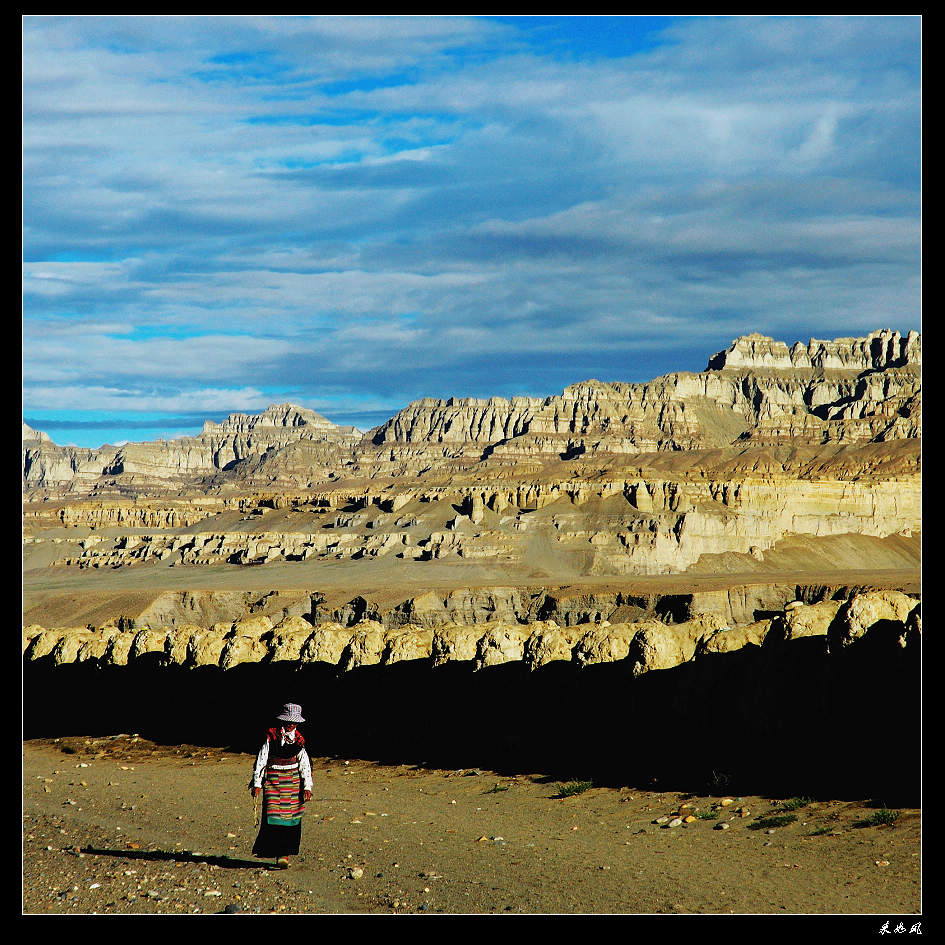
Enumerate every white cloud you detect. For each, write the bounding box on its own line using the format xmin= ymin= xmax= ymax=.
xmin=23 ymin=383 xmax=271 ymax=414
xmin=22 ymin=15 xmax=921 ymax=441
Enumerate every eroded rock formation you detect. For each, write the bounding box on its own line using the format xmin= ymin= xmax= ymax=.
xmin=23 ymin=591 xmax=920 ymax=676
xmin=23 ymin=404 xmax=360 ymax=494
xmin=24 ymin=453 xmax=920 ymax=577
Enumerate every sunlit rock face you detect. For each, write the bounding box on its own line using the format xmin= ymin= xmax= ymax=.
xmin=23 ymin=591 xmax=920 ymax=676
xmin=24 ymin=331 xmax=920 ymax=497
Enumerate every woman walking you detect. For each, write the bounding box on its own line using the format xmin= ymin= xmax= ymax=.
xmin=250 ymin=703 xmax=313 ymax=869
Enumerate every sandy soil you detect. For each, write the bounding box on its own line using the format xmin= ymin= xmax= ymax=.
xmin=23 ymin=736 xmax=921 ymax=918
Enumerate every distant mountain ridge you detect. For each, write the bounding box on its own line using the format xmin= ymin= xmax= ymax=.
xmin=200 ymin=403 xmax=358 ymax=436
xmin=369 ymin=328 xmax=920 ymax=456
xmin=23 ymin=329 xmax=921 ymax=497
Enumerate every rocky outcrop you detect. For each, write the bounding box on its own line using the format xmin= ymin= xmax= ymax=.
xmin=523 ymin=623 xmax=585 ymax=670
xmin=706 ymin=329 xmax=920 ymax=372
xmin=382 ymin=625 xmax=436 ymax=665
xmin=22 ymin=438 xmax=122 ymax=494
xmin=694 ymin=619 xmax=770 ymax=656
xmin=431 ymin=624 xmax=482 ymax=666
xmin=266 ymin=615 xmax=319 ymax=662
xmin=201 ymin=403 xmax=355 ymax=439
xmin=571 ymin=621 xmax=647 ymax=668
xmin=23 ymin=591 xmax=920 ymax=676
xmin=23 ymin=602 xmax=921 ymax=806
xmin=20 ymin=580 xmax=917 ymax=644
xmin=298 ymin=623 xmax=353 ymax=665
xmin=760 ymin=599 xmax=844 ymax=647
xmin=625 ymin=614 xmax=731 ymax=676
xmin=472 ymin=623 xmax=532 ymax=670
xmin=825 ymin=591 xmax=920 ymax=654
xmin=370 ymin=396 xmax=543 ymax=447
xmin=23 ymin=423 xmax=52 ymax=445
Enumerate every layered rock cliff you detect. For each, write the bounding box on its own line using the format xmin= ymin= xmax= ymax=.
xmin=22 ymin=330 xmax=921 ymax=582
xmin=368 ymin=329 xmax=921 ymax=462
xmin=22 ymin=404 xmax=360 ymax=494
xmin=24 ymin=587 xmax=921 ymax=801
xmin=705 ymin=329 xmax=920 ymax=372
xmin=24 ymin=329 xmax=920 ymax=497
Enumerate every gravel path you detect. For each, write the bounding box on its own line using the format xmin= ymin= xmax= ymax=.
xmin=23 ymin=736 xmax=921 ymax=917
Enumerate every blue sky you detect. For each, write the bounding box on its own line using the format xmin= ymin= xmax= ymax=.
xmin=22 ymin=15 xmax=922 ymax=448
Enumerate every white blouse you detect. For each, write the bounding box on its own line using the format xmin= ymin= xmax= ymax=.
xmin=251 ymin=729 xmax=313 ymax=791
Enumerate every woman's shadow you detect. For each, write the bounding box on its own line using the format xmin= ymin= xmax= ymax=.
xmin=80 ymin=845 xmax=277 ymax=870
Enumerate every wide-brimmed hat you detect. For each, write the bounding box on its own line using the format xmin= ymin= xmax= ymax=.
xmin=275 ymin=703 xmax=305 ymax=723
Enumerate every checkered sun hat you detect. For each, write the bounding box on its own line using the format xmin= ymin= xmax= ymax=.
xmin=275 ymin=703 xmax=305 ymax=724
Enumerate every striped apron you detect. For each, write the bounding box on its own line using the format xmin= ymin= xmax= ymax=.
xmin=263 ymin=758 xmax=306 ymax=827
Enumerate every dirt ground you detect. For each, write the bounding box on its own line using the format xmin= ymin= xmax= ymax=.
xmin=22 ymin=735 xmax=922 ymax=920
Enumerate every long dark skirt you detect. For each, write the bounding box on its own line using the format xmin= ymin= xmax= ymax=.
xmin=252 ymin=766 xmax=306 ymax=859
xmin=252 ymin=819 xmax=302 ymax=858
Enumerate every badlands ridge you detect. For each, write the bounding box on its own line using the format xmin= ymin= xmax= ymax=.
xmin=23 ymin=329 xmax=921 ymax=676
